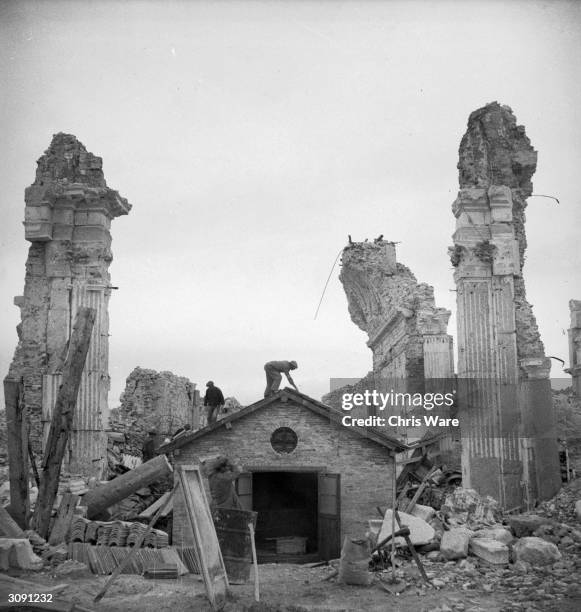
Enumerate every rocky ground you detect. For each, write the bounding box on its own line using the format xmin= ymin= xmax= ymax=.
xmin=2 ymin=480 xmax=580 ymax=611
xmin=1 ymin=556 xmax=580 ymax=612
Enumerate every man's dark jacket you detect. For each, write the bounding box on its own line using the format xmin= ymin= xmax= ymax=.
xmin=204 ymin=386 xmax=225 ymax=407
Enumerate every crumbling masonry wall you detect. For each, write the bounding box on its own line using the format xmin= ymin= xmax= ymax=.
xmin=324 ymin=242 xmax=455 ymax=447
xmin=7 ymin=133 xmax=131 ymax=476
xmin=340 ymin=242 xmax=454 ymax=382
xmin=108 ymin=367 xmax=197 ymax=457
xmin=451 ymin=102 xmax=560 ymax=507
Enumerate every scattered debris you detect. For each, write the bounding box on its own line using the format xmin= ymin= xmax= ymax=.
xmin=469 ymin=538 xmax=509 ymax=565
xmin=441 ymin=488 xmax=500 ymax=529
xmin=0 ymin=538 xmax=43 ymax=570
xmin=53 ymin=558 xmax=92 ymax=579
xmin=375 ymin=510 xmax=435 ymax=547
xmin=512 ymin=537 xmax=562 ymax=566
xmin=507 ymin=514 xmax=545 ymax=538
xmin=440 ymin=528 xmax=471 ymax=560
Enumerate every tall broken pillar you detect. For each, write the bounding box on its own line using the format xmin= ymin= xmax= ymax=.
xmin=450 ymin=102 xmax=560 ymax=508
xmin=325 ymin=241 xmax=455 ymax=449
xmin=7 ymin=133 xmax=131 ymax=477
xmin=340 ymin=241 xmax=454 ymax=382
xmin=568 ymin=300 xmax=581 ymax=397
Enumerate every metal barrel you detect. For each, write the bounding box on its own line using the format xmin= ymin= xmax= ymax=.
xmin=212 ymin=507 xmax=258 ymax=584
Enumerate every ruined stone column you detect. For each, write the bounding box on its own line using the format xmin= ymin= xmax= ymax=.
xmin=568 ymin=300 xmax=581 ymax=397
xmin=340 ymin=242 xmax=454 ymax=383
xmin=334 ymin=241 xmax=455 ymax=445
xmin=7 ymin=133 xmax=131 ymax=477
xmin=450 ymin=102 xmax=560 ymax=507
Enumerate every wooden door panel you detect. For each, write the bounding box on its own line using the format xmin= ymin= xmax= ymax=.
xmin=236 ymin=472 xmax=252 ymax=510
xmin=318 ymin=473 xmax=340 ymax=561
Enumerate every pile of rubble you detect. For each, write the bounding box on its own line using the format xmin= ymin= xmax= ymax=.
xmin=361 ymin=480 xmax=581 ymax=609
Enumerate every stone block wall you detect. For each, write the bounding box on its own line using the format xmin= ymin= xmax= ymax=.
xmin=108 ymin=367 xmax=197 ymax=457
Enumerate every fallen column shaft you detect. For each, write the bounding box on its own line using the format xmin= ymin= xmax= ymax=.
xmin=83 ymin=454 xmax=173 ymax=519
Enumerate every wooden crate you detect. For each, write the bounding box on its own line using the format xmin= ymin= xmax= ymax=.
xmin=275 ymin=537 xmax=307 ymax=555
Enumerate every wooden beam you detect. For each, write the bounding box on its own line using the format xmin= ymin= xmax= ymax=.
xmin=32 ymin=307 xmax=96 ymax=539
xmin=48 ymin=492 xmax=79 ymax=546
xmin=249 ymin=522 xmax=259 ymax=602
xmin=83 ymin=454 xmax=173 ymax=519
xmin=28 ymin=439 xmax=40 ymax=488
xmin=401 ymin=465 xmax=438 ymax=514
xmin=3 ymin=377 xmax=29 ymax=529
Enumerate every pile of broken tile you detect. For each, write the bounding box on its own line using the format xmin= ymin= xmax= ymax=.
xmin=70 ymin=516 xmax=168 ymax=547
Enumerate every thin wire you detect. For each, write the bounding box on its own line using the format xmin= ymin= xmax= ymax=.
xmin=530 ymin=194 xmax=560 ymax=204
xmin=313 ymin=248 xmax=344 ymax=320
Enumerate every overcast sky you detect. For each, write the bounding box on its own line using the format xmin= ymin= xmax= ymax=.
xmin=1 ymin=0 xmax=580 ymax=409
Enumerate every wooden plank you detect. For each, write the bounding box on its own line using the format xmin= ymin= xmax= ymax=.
xmin=0 ymin=504 xmax=26 ymax=538
xmin=396 ymin=456 xmax=424 ymax=466
xmin=401 ymin=465 xmax=438 ymax=514
xmin=395 ymin=481 xmax=411 ymax=512
xmin=248 ymin=522 xmax=259 ymax=602
xmin=394 ymin=508 xmax=430 ymax=585
xmin=178 ymin=465 xmax=229 ymax=611
xmin=138 ymin=490 xmax=173 ymax=518
xmin=28 ymin=439 xmax=41 ymax=488
xmin=48 ymin=492 xmax=79 ymax=546
xmin=32 ymin=307 xmax=96 ymax=538
xmin=318 ymin=472 xmax=341 ymax=561
xmin=83 ymin=455 xmax=172 ymax=519
xmin=3 ymin=377 xmax=29 ymax=529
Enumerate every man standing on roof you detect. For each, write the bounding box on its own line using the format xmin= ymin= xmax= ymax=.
xmin=204 ymin=381 xmax=225 ymax=425
xmin=264 ymin=360 xmax=299 ymax=398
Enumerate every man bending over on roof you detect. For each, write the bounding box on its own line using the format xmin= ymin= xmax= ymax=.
xmin=264 ymin=360 xmax=298 ymax=398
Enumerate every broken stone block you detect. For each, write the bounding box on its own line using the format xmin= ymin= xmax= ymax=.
xmin=440 ymin=528 xmax=470 ymax=560
xmin=411 ymin=503 xmax=436 ymax=523
xmin=513 ymin=559 xmax=532 ymax=573
xmin=513 ymin=537 xmax=562 ymax=567
xmin=507 ymin=515 xmax=546 ymax=537
xmin=53 ymin=558 xmax=91 ymax=578
xmin=442 ymin=488 xmax=499 ymax=527
xmin=378 ymin=510 xmax=435 ymax=546
xmin=0 ymin=538 xmax=44 ymax=570
xmin=469 ymin=538 xmax=509 ymax=565
xmin=472 ymin=526 xmax=513 ymax=545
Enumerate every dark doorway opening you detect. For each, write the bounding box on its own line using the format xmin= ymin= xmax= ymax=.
xmin=252 ymin=471 xmax=318 ymax=562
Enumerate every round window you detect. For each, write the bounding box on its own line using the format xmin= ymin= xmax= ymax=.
xmin=270 ymin=427 xmax=298 ymax=454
